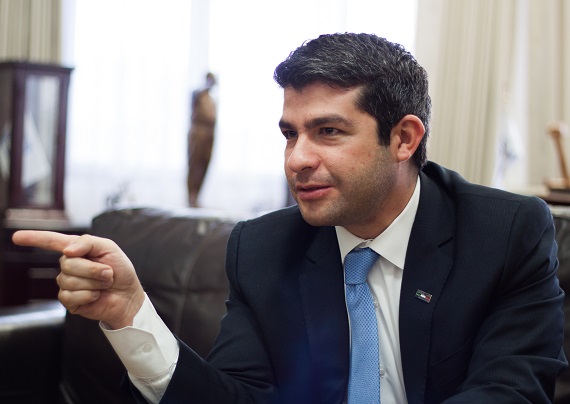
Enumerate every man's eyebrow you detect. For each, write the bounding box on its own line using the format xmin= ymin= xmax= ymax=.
xmin=278 ymin=114 xmax=355 ymax=129
xmin=278 ymin=119 xmax=293 ymax=129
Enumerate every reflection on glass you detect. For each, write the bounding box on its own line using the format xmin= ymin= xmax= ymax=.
xmin=22 ymin=75 xmax=59 ymax=206
xmin=0 ymin=122 xmax=9 ymax=181
xmin=0 ymin=71 xmax=12 ymax=184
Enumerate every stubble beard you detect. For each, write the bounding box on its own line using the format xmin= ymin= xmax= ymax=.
xmin=291 ymin=172 xmax=395 ymax=230
xmin=292 ymin=158 xmax=397 ymax=231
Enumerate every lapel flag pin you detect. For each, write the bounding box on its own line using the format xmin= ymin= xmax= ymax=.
xmin=415 ymin=289 xmax=432 ymax=303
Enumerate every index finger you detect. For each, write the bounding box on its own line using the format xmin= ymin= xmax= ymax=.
xmin=12 ymin=230 xmax=79 ymax=253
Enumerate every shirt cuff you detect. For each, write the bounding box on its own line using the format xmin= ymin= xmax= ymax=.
xmin=101 ymin=293 xmax=179 ymax=379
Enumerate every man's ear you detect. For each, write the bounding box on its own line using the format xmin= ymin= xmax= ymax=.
xmin=391 ymin=115 xmax=425 ymax=163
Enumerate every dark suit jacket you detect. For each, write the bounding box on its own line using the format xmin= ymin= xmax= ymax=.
xmin=159 ymin=162 xmax=566 ymax=403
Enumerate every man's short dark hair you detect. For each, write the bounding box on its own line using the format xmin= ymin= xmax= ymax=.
xmin=274 ymin=33 xmax=431 ymax=169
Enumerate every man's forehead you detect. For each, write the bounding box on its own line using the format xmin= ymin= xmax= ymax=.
xmin=281 ymin=83 xmax=365 ymax=121
xmin=282 ymin=85 xmax=361 ymax=113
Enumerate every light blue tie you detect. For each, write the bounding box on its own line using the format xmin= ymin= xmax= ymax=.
xmin=345 ymin=247 xmax=381 ymax=404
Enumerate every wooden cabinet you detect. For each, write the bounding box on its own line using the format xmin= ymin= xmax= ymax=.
xmin=0 ymin=61 xmax=72 ymax=220
xmin=0 ymin=62 xmax=76 ymax=305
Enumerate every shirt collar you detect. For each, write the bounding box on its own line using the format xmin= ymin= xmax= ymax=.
xmin=335 ymin=176 xmax=420 ymax=270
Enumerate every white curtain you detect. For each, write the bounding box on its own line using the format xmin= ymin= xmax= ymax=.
xmin=526 ymin=0 xmax=570 ymax=187
xmin=415 ymin=0 xmax=517 ymax=186
xmin=416 ymin=0 xmax=570 ymax=191
xmin=64 ymin=0 xmax=418 ymax=225
xmin=0 ymin=0 xmax=62 ymax=62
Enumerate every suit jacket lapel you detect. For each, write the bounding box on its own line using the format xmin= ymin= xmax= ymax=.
xmin=298 ymin=225 xmax=349 ymax=403
xmin=400 ymin=171 xmax=455 ymax=403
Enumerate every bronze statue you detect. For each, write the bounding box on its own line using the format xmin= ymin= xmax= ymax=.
xmin=187 ymin=72 xmax=216 ymax=207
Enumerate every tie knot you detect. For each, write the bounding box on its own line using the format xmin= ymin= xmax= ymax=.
xmin=344 ymin=247 xmax=379 ymax=285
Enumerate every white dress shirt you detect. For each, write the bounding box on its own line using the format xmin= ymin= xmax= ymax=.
xmin=103 ymin=294 xmax=178 ymax=403
xmin=336 ymin=176 xmax=420 ymax=404
xmin=103 ymin=177 xmax=420 ymax=404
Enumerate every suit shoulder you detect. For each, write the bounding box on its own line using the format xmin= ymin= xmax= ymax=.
xmin=236 ymin=205 xmax=306 ymax=230
xmin=422 ymin=161 xmax=550 ymax=220
xmin=232 ymin=205 xmax=320 ymax=242
xmin=247 ymin=205 xmax=303 ymax=223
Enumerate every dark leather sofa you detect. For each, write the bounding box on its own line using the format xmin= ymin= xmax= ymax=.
xmin=0 ymin=207 xmax=239 ymax=404
xmin=1 ymin=206 xmax=570 ymax=403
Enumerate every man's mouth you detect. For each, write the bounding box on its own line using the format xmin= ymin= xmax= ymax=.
xmin=295 ymin=184 xmax=332 ymax=200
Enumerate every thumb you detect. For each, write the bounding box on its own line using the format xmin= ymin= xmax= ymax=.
xmin=63 ymin=234 xmax=118 ymax=259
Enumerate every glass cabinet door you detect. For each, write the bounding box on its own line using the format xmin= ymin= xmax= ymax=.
xmin=0 ymin=62 xmax=72 ymax=217
xmin=21 ymin=74 xmax=60 ymax=207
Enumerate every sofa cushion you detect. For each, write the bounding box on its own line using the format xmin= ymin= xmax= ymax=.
xmin=0 ymin=301 xmax=65 ymax=404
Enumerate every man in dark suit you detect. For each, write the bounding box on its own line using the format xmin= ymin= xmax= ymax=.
xmin=13 ymin=33 xmax=566 ymax=403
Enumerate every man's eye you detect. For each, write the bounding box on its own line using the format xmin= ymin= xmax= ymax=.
xmin=320 ymin=128 xmax=338 ymax=135
xmin=282 ymin=130 xmax=297 ymax=139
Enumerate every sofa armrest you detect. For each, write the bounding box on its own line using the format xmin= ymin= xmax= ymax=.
xmin=0 ymin=301 xmax=66 ymax=403
xmin=553 ymin=210 xmax=570 ymax=403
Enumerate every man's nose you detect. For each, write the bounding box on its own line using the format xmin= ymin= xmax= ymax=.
xmin=286 ymin=135 xmax=320 ymax=173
